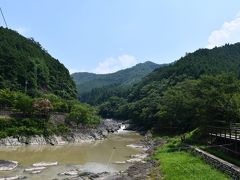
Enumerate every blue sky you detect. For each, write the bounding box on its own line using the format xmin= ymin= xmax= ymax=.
xmin=1 ymin=1 xmax=240 ymax=74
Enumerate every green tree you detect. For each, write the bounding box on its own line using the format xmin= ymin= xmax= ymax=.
xmin=42 ymin=94 xmax=69 ymax=112
xmin=14 ymin=92 xmax=33 ymax=114
xmin=195 ymin=74 xmax=240 ymax=129
xmin=67 ymin=103 xmax=100 ymax=126
xmin=0 ymin=89 xmax=14 ymax=109
xmin=155 ymin=80 xmax=198 ymax=132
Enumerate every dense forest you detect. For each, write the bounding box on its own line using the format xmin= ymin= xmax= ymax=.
xmin=0 ymin=27 xmax=100 ymax=138
xmin=0 ymin=27 xmax=76 ymax=99
xmin=72 ymin=61 xmax=161 ymax=102
xmin=98 ymin=43 xmax=240 ymax=135
xmin=1 ymin=25 xmax=240 ymax=140
xmin=0 ymin=90 xmax=100 ymax=138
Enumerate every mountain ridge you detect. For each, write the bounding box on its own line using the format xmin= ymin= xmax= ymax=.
xmin=97 ymin=42 xmax=240 ymax=131
xmin=72 ymin=61 xmax=163 ymax=97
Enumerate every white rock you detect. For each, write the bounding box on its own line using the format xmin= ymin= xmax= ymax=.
xmin=114 ymin=161 xmax=126 ymax=164
xmin=0 ymin=176 xmax=24 ymax=180
xmin=30 ymin=170 xmax=42 ymax=174
xmin=126 ymin=158 xmax=146 ymax=163
xmin=126 ymin=144 xmax=144 ymax=149
xmin=32 ymin=161 xmax=58 ymax=167
xmin=24 ymin=166 xmax=46 ymax=172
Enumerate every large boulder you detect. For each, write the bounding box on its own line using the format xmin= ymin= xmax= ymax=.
xmin=0 ymin=160 xmax=18 ymax=171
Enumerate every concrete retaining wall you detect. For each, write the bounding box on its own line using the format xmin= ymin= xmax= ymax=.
xmin=193 ymin=148 xmax=240 ymax=179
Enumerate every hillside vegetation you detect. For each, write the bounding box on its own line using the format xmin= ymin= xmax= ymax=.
xmin=0 ymin=89 xmax=100 ymax=138
xmin=0 ymin=27 xmax=100 ymax=138
xmin=72 ymin=61 xmax=161 ymax=102
xmin=0 ymin=27 xmax=76 ymax=99
xmin=98 ymin=43 xmax=240 ymax=136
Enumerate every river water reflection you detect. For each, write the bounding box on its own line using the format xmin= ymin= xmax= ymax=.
xmin=0 ymin=131 xmax=143 ymax=179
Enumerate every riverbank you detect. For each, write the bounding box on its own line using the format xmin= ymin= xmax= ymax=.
xmin=109 ymin=136 xmax=166 ymax=180
xmin=0 ymin=129 xmax=144 ymax=179
xmin=0 ymin=124 xmax=234 ymax=180
xmin=111 ymin=134 xmax=234 ymax=180
xmin=0 ymin=119 xmax=121 ymax=146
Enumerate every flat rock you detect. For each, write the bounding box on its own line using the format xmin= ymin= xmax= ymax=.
xmin=30 ymin=170 xmax=42 ymax=174
xmin=126 ymin=158 xmax=146 ymax=163
xmin=114 ymin=161 xmax=126 ymax=164
xmin=126 ymin=144 xmax=144 ymax=149
xmin=24 ymin=166 xmax=46 ymax=172
xmin=32 ymin=161 xmax=58 ymax=167
xmin=0 ymin=176 xmax=26 ymax=180
xmin=58 ymin=169 xmax=80 ymax=176
xmin=0 ymin=160 xmax=18 ymax=171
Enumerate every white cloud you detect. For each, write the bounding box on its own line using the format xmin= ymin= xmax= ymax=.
xmin=94 ymin=54 xmax=138 ymax=74
xmin=207 ymin=13 xmax=240 ymax=48
xmin=69 ymin=68 xmax=86 ymax=74
xmin=69 ymin=68 xmax=78 ymax=74
xmin=15 ymin=27 xmax=30 ymax=36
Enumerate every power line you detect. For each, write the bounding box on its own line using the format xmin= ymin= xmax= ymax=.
xmin=0 ymin=7 xmax=8 ymax=28
xmin=107 ymin=147 xmax=116 ymax=168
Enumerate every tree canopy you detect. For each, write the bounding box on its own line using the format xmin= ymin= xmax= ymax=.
xmin=0 ymin=27 xmax=77 ymax=99
xmin=97 ymin=43 xmax=240 ymax=134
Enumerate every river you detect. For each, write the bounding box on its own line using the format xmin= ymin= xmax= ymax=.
xmin=0 ymin=129 xmax=143 ymax=179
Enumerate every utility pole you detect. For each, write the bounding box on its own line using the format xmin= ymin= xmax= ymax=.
xmin=0 ymin=7 xmax=8 ymax=28
xmin=25 ymin=80 xmax=28 ymax=93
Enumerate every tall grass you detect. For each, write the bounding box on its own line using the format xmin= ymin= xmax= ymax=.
xmin=153 ymin=137 xmax=230 ymax=180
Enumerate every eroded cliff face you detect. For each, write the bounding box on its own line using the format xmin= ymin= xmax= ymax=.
xmin=0 ymin=119 xmax=121 ymax=146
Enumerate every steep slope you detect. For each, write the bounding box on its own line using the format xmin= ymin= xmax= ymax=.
xmin=98 ymin=43 xmax=240 ymax=130
xmin=72 ymin=61 xmax=162 ymax=97
xmin=130 ymin=43 xmax=240 ymax=101
xmin=144 ymin=43 xmax=240 ymax=86
xmin=0 ymin=27 xmax=76 ymax=98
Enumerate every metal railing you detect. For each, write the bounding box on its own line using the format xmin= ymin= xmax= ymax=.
xmin=208 ymin=126 xmax=240 ymax=141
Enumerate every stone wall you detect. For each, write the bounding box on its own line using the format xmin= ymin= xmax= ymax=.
xmin=193 ymin=148 xmax=240 ymax=179
xmin=49 ymin=112 xmax=67 ymax=125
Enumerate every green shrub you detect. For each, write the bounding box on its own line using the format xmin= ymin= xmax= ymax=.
xmin=14 ymin=92 xmax=33 ymax=114
xmin=42 ymin=94 xmax=69 ymax=112
xmin=67 ymin=103 xmax=101 ymax=126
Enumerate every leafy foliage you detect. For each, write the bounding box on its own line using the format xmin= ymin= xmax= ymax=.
xmin=72 ymin=61 xmax=162 ymax=101
xmin=0 ymin=89 xmax=101 ymax=138
xmin=14 ymin=92 xmax=33 ymax=114
xmin=98 ymin=43 xmax=240 ymax=135
xmin=0 ymin=27 xmax=76 ymax=98
xmin=67 ymin=103 xmax=100 ymax=126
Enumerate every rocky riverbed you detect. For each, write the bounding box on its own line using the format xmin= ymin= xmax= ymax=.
xmin=54 ymin=133 xmax=164 ymax=180
xmin=0 ymin=122 xmax=164 ymax=180
xmin=0 ymin=119 xmax=121 ymax=146
xmin=108 ymin=134 xmax=165 ymax=180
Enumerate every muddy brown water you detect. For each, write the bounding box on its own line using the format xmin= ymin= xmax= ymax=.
xmin=0 ymin=131 xmax=143 ymax=179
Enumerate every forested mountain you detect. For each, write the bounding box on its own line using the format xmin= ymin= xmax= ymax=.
xmin=129 ymin=43 xmax=240 ymax=101
xmin=99 ymin=43 xmax=240 ymax=133
xmin=0 ymin=27 xmax=76 ymax=99
xmin=71 ymin=61 xmax=161 ymax=98
xmin=141 ymin=44 xmax=240 ymax=86
xmin=0 ymin=27 xmax=101 ymax=138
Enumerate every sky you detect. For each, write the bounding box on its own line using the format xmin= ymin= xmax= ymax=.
xmin=1 ymin=1 xmax=240 ymax=74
